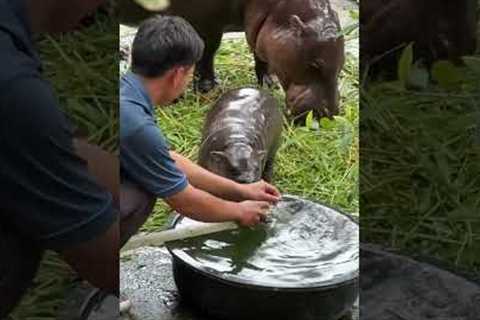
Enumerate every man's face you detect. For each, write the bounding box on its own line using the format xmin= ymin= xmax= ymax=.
xmin=28 ymin=0 xmax=105 ymax=33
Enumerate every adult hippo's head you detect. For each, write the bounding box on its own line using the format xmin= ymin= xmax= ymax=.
xmin=254 ymin=1 xmax=345 ymax=122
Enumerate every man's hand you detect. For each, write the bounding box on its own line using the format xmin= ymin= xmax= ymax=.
xmin=234 ymin=200 xmax=271 ymax=227
xmin=239 ymin=180 xmax=281 ymax=204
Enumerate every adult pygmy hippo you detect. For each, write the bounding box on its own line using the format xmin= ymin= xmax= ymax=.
xmin=198 ymin=88 xmax=282 ymax=184
xmin=119 ymin=0 xmax=345 ymax=121
xmin=361 ymin=0 xmax=478 ymax=77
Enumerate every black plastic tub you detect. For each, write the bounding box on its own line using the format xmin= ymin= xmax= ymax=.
xmin=360 ymin=244 xmax=480 ymax=320
xmin=166 ymin=195 xmax=359 ymax=320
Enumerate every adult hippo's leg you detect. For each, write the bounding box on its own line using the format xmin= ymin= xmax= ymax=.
xmin=254 ymin=54 xmax=273 ymax=87
xmin=195 ymin=31 xmax=223 ymax=93
xmin=254 ymin=55 xmax=275 ymax=88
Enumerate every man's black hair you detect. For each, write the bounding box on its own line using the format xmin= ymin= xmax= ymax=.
xmin=131 ymin=15 xmax=204 ymax=78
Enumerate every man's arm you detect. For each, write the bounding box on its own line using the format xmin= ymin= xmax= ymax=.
xmin=120 ymin=122 xmax=278 ymax=225
xmin=170 ymin=151 xmax=244 ymax=201
xmin=170 ymin=151 xmax=280 ymax=203
xmin=164 ymin=184 xmax=271 ymax=226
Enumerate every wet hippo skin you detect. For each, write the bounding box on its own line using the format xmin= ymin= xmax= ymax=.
xmin=198 ymin=88 xmax=282 ymax=184
xmin=119 ymin=0 xmax=345 ymax=121
xmin=361 ymin=0 xmax=478 ymax=77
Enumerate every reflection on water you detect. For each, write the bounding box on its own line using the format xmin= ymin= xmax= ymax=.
xmin=168 ymin=196 xmax=359 ymax=288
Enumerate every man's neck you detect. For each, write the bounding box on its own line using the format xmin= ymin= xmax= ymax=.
xmin=140 ymin=76 xmax=170 ymax=107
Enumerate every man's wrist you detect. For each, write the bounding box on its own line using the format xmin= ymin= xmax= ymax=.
xmin=231 ymin=181 xmax=248 ymax=201
xmin=225 ymin=200 xmax=242 ymax=222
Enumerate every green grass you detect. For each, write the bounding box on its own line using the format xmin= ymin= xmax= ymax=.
xmin=8 ymin=253 xmax=75 ymax=320
xmin=361 ymin=56 xmax=480 ymax=272
xmin=141 ymin=37 xmax=360 ymax=232
xmin=8 ymin=12 xmax=117 ymax=319
xmin=38 ymin=12 xmax=118 ymax=152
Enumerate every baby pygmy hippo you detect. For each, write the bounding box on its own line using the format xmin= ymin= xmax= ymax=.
xmin=198 ymin=88 xmax=283 ymax=183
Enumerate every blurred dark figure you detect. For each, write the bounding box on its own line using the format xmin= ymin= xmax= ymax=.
xmin=0 ymin=0 xmax=119 ymax=318
xmin=360 ymin=1 xmax=480 ymax=320
xmin=361 ymin=0 xmax=478 ymax=77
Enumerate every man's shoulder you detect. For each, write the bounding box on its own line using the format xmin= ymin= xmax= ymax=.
xmin=119 ymin=72 xmax=147 ymax=104
xmin=0 ymin=75 xmax=70 ymax=140
xmin=120 ymin=95 xmax=157 ymax=140
xmin=120 ymin=73 xmax=158 ymax=140
xmin=0 ymin=6 xmax=41 ymax=89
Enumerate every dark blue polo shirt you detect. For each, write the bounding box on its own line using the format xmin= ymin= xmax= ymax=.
xmin=0 ymin=0 xmax=116 ymax=250
xmin=120 ymin=71 xmax=188 ymax=198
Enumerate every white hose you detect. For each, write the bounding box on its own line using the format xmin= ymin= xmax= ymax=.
xmin=121 ymin=221 xmax=238 ymax=253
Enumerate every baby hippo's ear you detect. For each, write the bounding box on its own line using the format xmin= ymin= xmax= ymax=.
xmin=256 ymin=150 xmax=267 ymax=161
xmin=210 ymin=151 xmax=227 ymax=162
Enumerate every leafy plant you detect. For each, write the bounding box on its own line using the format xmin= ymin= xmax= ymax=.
xmin=398 ymin=42 xmax=414 ymax=88
xmin=431 ymin=60 xmax=465 ymax=90
xmin=38 ymin=13 xmax=118 ymax=152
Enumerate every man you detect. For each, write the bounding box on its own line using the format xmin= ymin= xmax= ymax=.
xmin=120 ymin=15 xmax=281 ymax=245
xmin=0 ymin=0 xmax=119 ymax=318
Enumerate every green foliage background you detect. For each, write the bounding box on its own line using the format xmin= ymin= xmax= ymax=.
xmin=361 ymin=49 xmax=480 ymax=272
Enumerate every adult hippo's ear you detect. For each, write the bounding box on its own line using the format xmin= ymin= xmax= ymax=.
xmin=289 ymin=15 xmax=309 ymax=37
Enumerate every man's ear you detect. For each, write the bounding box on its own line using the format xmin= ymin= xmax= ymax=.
xmin=160 ymin=67 xmax=176 ymax=87
xmin=171 ymin=66 xmax=193 ymax=88
xmin=171 ymin=67 xmax=184 ymax=88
